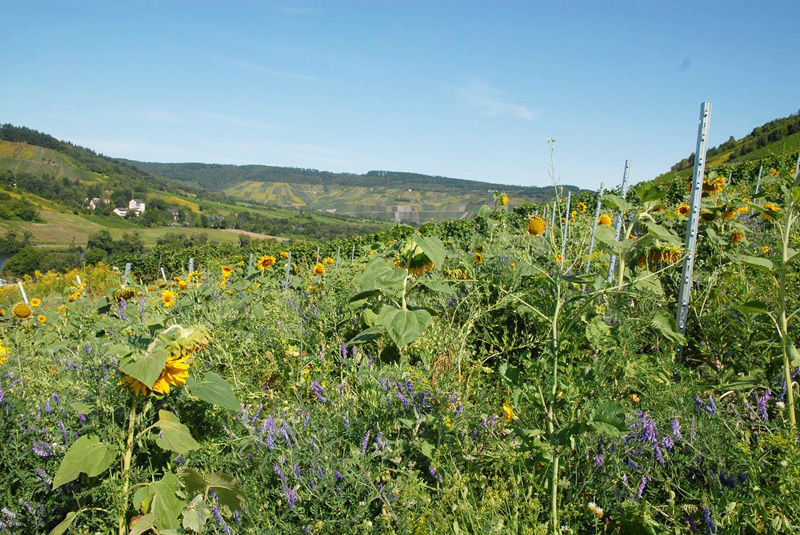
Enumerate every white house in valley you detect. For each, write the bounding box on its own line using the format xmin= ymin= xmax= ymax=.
xmin=128 ymin=199 xmax=146 ymax=215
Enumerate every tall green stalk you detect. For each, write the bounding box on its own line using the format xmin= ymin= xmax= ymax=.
xmin=118 ymin=397 xmax=139 ymax=535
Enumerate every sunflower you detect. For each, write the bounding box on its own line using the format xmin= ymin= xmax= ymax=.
xmin=221 ymin=265 xmax=233 ymax=277
xmin=0 ymin=341 xmax=8 ymax=365
xmin=257 ymin=255 xmax=276 ymax=270
xmin=597 ymin=214 xmax=613 ymax=226
xmin=12 ymin=303 xmax=32 ymax=319
xmin=37 ymin=314 xmax=46 ymax=323
xmin=762 ymin=202 xmax=780 ymax=220
xmin=30 ymin=298 xmax=41 ymax=307
xmin=763 ymin=246 xmax=770 ymax=254
xmin=527 ymin=216 xmax=546 ymax=237
xmin=161 ymin=290 xmax=178 ymax=308
xmin=501 ymin=194 xmax=509 ymax=205
xmin=120 ymin=375 xmax=148 ymax=396
xmin=151 ymin=354 xmax=191 ymax=395
xmin=324 ymin=256 xmax=335 ymax=266
xmin=280 ymin=251 xmax=289 ymax=260
xmin=676 ymin=204 xmax=690 ymax=217
xmin=187 ymin=271 xmax=204 ymax=286
xmin=313 ymin=263 xmax=326 ymax=276
xmin=307 ymin=285 xmax=316 ymax=292
xmin=769 ymin=168 xmax=779 ymax=177
xmin=176 ymin=279 xmax=188 ymax=291
xmin=730 ymin=232 xmax=744 ymax=244
xmin=570 ymin=210 xmax=578 ymax=219
xmin=577 ymin=201 xmax=587 ymax=213
xmin=502 ymin=401 xmax=514 ymax=423
xmin=219 ymin=277 xmax=228 ymax=287
xmin=555 ymin=254 xmax=562 ymax=263
xmin=474 ymin=252 xmax=483 ymax=265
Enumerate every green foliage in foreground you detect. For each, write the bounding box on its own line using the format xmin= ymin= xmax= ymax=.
xmin=0 ymin=169 xmax=799 ymax=534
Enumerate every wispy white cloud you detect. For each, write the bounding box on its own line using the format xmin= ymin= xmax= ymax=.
xmin=460 ymin=80 xmax=536 ymax=121
xmin=198 ymin=112 xmax=274 ymax=129
xmin=227 ymin=59 xmax=325 ymax=84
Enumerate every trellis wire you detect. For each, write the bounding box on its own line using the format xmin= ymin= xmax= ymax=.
xmin=560 ymin=191 xmax=572 ymax=264
xmin=607 ymin=160 xmax=631 ymax=283
xmin=584 ymin=182 xmax=605 ymax=274
xmin=755 ymin=164 xmax=763 ymax=195
xmin=676 ymin=101 xmax=712 ymax=341
xmin=17 ymin=281 xmax=28 ymax=304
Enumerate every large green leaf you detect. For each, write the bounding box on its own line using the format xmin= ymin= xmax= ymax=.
xmin=737 ymin=301 xmax=770 ymax=315
xmin=601 ymin=194 xmax=634 ymax=213
xmin=149 ymin=473 xmax=184 ymax=530
xmin=585 ymin=316 xmax=616 ymax=352
xmin=52 ymin=435 xmax=116 ymax=490
xmin=186 ymin=372 xmax=240 ymax=411
xmin=130 ymin=513 xmax=159 ymax=535
xmin=589 ymin=401 xmax=627 ymax=437
xmin=650 ymin=312 xmax=686 ymax=345
xmin=119 ymin=344 xmax=169 ymax=389
xmin=735 ymin=255 xmax=775 ymax=274
xmin=644 ymin=222 xmax=682 ymax=245
xmin=347 ymin=326 xmax=384 ymax=346
xmin=49 ymin=512 xmax=79 ymax=535
xmin=177 ymin=468 xmax=207 ymax=495
xmin=205 ymin=472 xmax=247 ymax=512
xmin=411 ymin=235 xmax=446 ymax=270
xmin=416 ymin=279 xmax=455 ymax=295
xmin=634 ymin=183 xmax=665 ymax=204
xmin=155 ymin=410 xmax=200 ymax=454
xmin=183 ymin=495 xmax=212 ymax=533
xmin=357 ymin=258 xmax=407 ymax=292
xmin=378 ymin=305 xmax=432 ymax=350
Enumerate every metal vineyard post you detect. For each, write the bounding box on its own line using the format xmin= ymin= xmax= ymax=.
xmin=124 ymin=263 xmax=131 ymax=285
xmin=17 ymin=281 xmax=28 ymax=304
xmin=585 ymin=183 xmax=605 ymax=274
xmin=247 ymin=253 xmax=254 ymax=276
xmin=560 ymin=191 xmax=572 ymax=265
xmin=606 ymin=160 xmax=630 ymax=283
xmin=755 ymin=164 xmax=763 ymax=195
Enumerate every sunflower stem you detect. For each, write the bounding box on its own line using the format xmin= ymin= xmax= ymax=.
xmin=118 ymin=396 xmax=138 ymax=535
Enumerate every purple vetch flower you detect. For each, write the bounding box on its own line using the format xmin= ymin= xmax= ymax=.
xmin=212 ymin=504 xmax=231 ymax=534
xmin=77 ymin=412 xmax=86 ymax=426
xmin=44 ymin=400 xmax=52 ymax=414
xmin=340 ymin=340 xmax=348 ymax=360
xmin=35 ymin=468 xmax=51 ymax=487
xmin=754 ymin=389 xmax=771 ymax=422
xmin=481 ymin=417 xmax=488 ymax=430
xmin=1 ymin=508 xmax=16 ymax=519
xmin=455 ymin=404 xmax=463 ymax=415
xmin=334 ymin=471 xmax=344 ymax=480
xmin=250 ymin=404 xmax=263 ymax=425
xmin=51 ymin=392 xmax=59 ymax=405
xmin=57 ymin=422 xmax=68 ymax=444
xmin=671 ymin=419 xmax=681 ymax=439
xmin=368 ymin=357 xmax=374 ymax=369
xmin=291 ymin=464 xmax=302 ymax=481
xmin=303 ymin=412 xmax=311 ymax=428
xmin=234 ymin=510 xmax=241 ymax=525
xmin=694 ymin=394 xmax=716 ymax=415
xmin=635 ymin=476 xmax=648 ymax=499
xmin=396 ymin=391 xmax=410 ymax=408
xmin=703 ymin=507 xmax=716 ymax=534
xmin=719 ymin=471 xmax=737 ymax=488
xmin=266 ymin=434 xmax=275 ymax=451
xmin=593 ymin=455 xmax=604 ymax=467
xmin=310 ymin=381 xmax=327 ymax=403
xmin=688 ymin=514 xmax=698 ymax=533
xmin=285 ymin=487 xmax=298 ymax=509
xmin=274 ymin=464 xmax=286 ymax=483
xmin=662 ymin=435 xmax=674 ymax=451
xmin=32 ymin=440 xmax=53 ymax=457
xmin=361 ymin=431 xmax=370 ymax=454
xmin=376 ymin=432 xmax=385 ymax=450
xmin=690 ymin=416 xmax=696 ymax=442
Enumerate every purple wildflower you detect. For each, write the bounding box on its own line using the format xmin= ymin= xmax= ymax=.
xmin=688 ymin=514 xmax=698 ymax=532
xmin=361 ymin=431 xmax=370 ymax=454
xmin=635 ymin=476 xmax=648 ymax=499
xmin=593 ymin=455 xmax=604 ymax=467
xmin=719 ymin=471 xmax=737 ymax=488
xmin=396 ymin=391 xmax=410 ymax=408
xmin=671 ymin=419 xmax=681 ymax=439
xmin=703 ymin=507 xmax=716 ymax=534
xmin=340 ymin=340 xmax=348 ymax=360
xmin=32 ymin=440 xmax=53 ymax=457
xmin=310 ymin=381 xmax=327 ymax=403
xmin=334 ymin=471 xmax=344 ymax=480
xmin=57 ymin=422 xmax=68 ymax=444
xmin=77 ymin=412 xmax=86 ymax=426
xmin=662 ymin=435 xmax=674 ymax=451
xmin=285 ymin=488 xmax=297 ymax=509
xmin=274 ymin=464 xmax=286 ymax=483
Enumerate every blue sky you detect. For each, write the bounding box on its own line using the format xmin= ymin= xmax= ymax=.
xmin=1 ymin=1 xmax=798 ymax=190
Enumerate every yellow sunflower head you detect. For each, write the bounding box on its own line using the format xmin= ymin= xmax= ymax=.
xmin=30 ymin=298 xmax=41 ymax=307
xmin=313 ymin=263 xmax=326 ymax=276
xmin=502 ymin=401 xmax=514 ymax=423
xmin=37 ymin=314 xmax=46 ymax=323
xmin=597 ymin=214 xmax=613 ymax=226
xmin=161 ymin=290 xmax=178 ymax=308
xmin=474 ymin=252 xmax=483 ymax=265
xmin=527 ymin=216 xmax=546 ymax=237
xmin=577 ymin=201 xmax=587 ymax=213
xmin=120 ymin=375 xmax=149 ymax=396
xmin=12 ymin=303 xmax=32 ymax=320
xmin=257 ymin=255 xmax=276 ymax=270
xmin=324 ymin=256 xmax=335 ymax=266
xmin=769 ymin=168 xmax=779 ymax=177
xmin=151 ymin=354 xmax=191 ymax=395
xmin=221 ymin=265 xmax=233 ymax=277
xmin=762 ymin=202 xmax=780 ymax=220
xmin=763 ymin=245 xmax=770 ymax=254
xmin=730 ymin=232 xmax=744 ymax=244
xmin=676 ymin=204 xmax=690 ymax=217
xmin=501 ymin=194 xmax=509 ymax=205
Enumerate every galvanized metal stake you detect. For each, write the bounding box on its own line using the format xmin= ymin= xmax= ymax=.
xmin=560 ymin=192 xmax=572 ymax=264
xmin=160 ymin=267 xmax=168 ymax=283
xmin=607 ymin=160 xmax=631 ymax=283
xmin=284 ymin=251 xmax=292 ymax=288
xmin=351 ymin=243 xmax=356 ymax=262
xmin=247 ymin=253 xmax=254 ymax=276
xmin=336 ymin=246 xmax=341 ymax=268
xmin=124 ymin=263 xmax=131 ymax=285
xmin=585 ymin=183 xmax=605 ymax=274
xmin=755 ymin=164 xmax=763 ymax=195
xmin=17 ymin=281 xmax=28 ymax=304
xmin=794 ymin=153 xmax=800 ymax=181
xmin=549 ymin=200 xmax=557 ymax=239
xmin=316 ymin=246 xmax=320 ymax=264
xmin=188 ymin=258 xmax=194 ymax=274
xmin=727 ymin=171 xmax=732 ymax=186
xmin=676 ymin=102 xmax=712 ymax=343
xmin=76 ymin=275 xmax=82 ymax=286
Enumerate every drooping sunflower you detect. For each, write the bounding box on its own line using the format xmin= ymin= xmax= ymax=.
xmin=676 ymin=204 xmax=690 ymax=217
xmin=30 ymin=298 xmax=42 ymax=307
xmin=221 ymin=265 xmax=233 ymax=277
xmin=527 ymin=216 xmax=546 ymax=237
xmin=762 ymin=202 xmax=780 ymax=220
xmin=570 ymin=210 xmax=578 ymax=219
xmin=12 ymin=303 xmax=32 ymax=320
xmin=187 ymin=271 xmax=204 ymax=286
xmin=730 ymin=232 xmax=744 ymax=244
xmin=151 ymin=354 xmax=191 ymax=395
xmin=161 ymin=290 xmax=178 ymax=308
xmin=597 ymin=214 xmax=613 ymax=226
xmin=324 ymin=257 xmax=335 ymax=266
xmin=257 ymin=255 xmax=276 ymax=270
xmin=474 ymin=252 xmax=483 ymax=265
xmin=762 ymin=245 xmax=770 ymax=254
xmin=313 ymin=263 xmax=326 ymax=276
xmin=280 ymin=251 xmax=290 ymax=260
xmin=121 ymin=375 xmax=148 ymax=396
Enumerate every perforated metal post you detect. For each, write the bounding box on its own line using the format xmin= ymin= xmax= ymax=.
xmin=160 ymin=267 xmax=168 ymax=283
xmin=188 ymin=258 xmax=194 ymax=274
xmin=124 ymin=263 xmax=131 ymax=285
xmin=316 ymin=246 xmax=320 ymax=264
xmin=284 ymin=251 xmax=292 ymax=288
xmin=17 ymin=281 xmax=28 ymax=304
xmin=755 ymin=164 xmax=763 ymax=195
xmin=351 ymin=244 xmax=356 ymax=262
xmin=607 ymin=160 xmax=631 ymax=283
xmin=727 ymin=171 xmax=732 ymax=186
xmin=247 ymin=253 xmax=254 ymax=276
xmin=676 ymin=102 xmax=712 ymax=343
xmin=336 ymin=246 xmax=341 ymax=268
xmin=560 ymin=191 xmax=572 ymax=265
xmin=549 ymin=200 xmax=557 ymax=239
xmin=585 ymin=183 xmax=605 ymax=274
xmin=76 ymin=275 xmax=82 ymax=286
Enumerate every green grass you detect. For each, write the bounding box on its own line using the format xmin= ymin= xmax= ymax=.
xmin=737 ymin=131 xmax=800 ymax=162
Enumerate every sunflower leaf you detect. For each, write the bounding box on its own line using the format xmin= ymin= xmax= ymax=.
xmin=205 ymin=472 xmax=246 ymax=512
xmin=52 ymin=435 xmax=116 ymax=490
xmin=186 ymin=372 xmax=240 ymax=411
xmin=378 ymin=305 xmax=432 ymax=350
xmin=119 ymin=346 xmax=169 ymax=389
xmin=155 ymin=410 xmax=200 ymax=454
xmin=49 ymin=512 xmax=80 ymax=535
